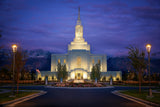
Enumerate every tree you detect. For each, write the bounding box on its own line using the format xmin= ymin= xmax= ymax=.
xmin=0 ymin=49 xmax=12 ymax=80
xmin=127 ymin=46 xmax=146 ymax=93
xmin=102 ymin=76 xmax=106 ymax=82
xmin=57 ymin=62 xmax=68 ymax=82
xmin=0 ymin=30 xmax=2 ymax=38
xmin=62 ymin=64 xmax=67 ymax=80
xmin=0 ymin=31 xmax=2 ymax=49
xmin=11 ymin=48 xmax=28 ymax=93
xmin=0 ymin=67 xmax=11 ymax=80
xmin=91 ymin=62 xmax=101 ymax=81
xmin=95 ymin=63 xmax=101 ymax=81
xmin=127 ymin=71 xmax=138 ymax=81
xmin=30 ymin=70 xmax=36 ymax=80
xmin=14 ymin=48 xmax=27 ymax=80
xmin=91 ymin=65 xmax=96 ymax=80
xmin=57 ymin=62 xmax=62 ymax=80
xmin=122 ymin=71 xmax=128 ymax=81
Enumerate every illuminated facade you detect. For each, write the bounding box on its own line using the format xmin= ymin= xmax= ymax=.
xmin=37 ymin=8 xmax=122 ymax=81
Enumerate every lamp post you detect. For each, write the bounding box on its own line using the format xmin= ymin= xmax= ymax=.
xmin=11 ymin=44 xmax=17 ymax=97
xmin=146 ymin=44 xmax=152 ymax=97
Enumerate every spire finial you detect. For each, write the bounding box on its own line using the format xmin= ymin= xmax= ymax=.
xmin=78 ymin=6 xmax=80 ymax=20
xmin=77 ymin=6 xmax=81 ymax=25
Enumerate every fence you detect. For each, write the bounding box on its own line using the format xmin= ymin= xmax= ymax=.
xmin=123 ymin=81 xmax=160 ymax=84
xmin=0 ymin=80 xmax=35 ymax=84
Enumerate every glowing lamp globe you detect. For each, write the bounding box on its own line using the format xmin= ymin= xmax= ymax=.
xmin=12 ymin=44 xmax=17 ymax=53
xmin=146 ymin=44 xmax=151 ymax=53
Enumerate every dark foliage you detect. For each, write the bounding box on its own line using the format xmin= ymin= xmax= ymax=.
xmin=91 ymin=63 xmax=101 ymax=81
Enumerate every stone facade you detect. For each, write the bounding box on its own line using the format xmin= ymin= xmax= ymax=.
xmin=51 ymin=50 xmax=107 ymax=80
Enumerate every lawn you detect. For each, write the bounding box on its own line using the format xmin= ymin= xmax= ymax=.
xmin=156 ymin=89 xmax=160 ymax=92
xmin=121 ymin=90 xmax=160 ymax=104
xmin=0 ymin=91 xmax=39 ymax=104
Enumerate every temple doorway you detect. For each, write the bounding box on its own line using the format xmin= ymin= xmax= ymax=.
xmin=75 ymin=73 xmax=83 ymax=80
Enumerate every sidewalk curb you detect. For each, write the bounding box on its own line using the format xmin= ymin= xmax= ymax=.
xmin=45 ymin=86 xmax=114 ymax=89
xmin=112 ymin=90 xmax=160 ymax=107
xmin=2 ymin=90 xmax=47 ymax=107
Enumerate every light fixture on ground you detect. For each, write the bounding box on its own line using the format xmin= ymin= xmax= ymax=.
xmin=11 ymin=44 xmax=17 ymax=97
xmin=146 ymin=44 xmax=152 ymax=97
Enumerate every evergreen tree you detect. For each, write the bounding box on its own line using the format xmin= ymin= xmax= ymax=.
xmin=57 ymin=62 xmax=62 ymax=80
xmin=95 ymin=63 xmax=101 ymax=80
xmin=57 ymin=63 xmax=68 ymax=81
xmin=62 ymin=64 xmax=67 ymax=80
xmin=91 ymin=65 xmax=96 ymax=80
xmin=91 ymin=62 xmax=101 ymax=81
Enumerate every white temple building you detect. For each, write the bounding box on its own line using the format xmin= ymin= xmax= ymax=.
xmin=37 ymin=8 xmax=122 ymax=81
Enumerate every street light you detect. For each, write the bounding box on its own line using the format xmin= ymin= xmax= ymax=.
xmin=11 ymin=44 xmax=17 ymax=97
xmin=146 ymin=44 xmax=152 ymax=97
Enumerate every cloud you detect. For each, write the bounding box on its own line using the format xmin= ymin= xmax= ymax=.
xmin=108 ymin=1 xmax=128 ymax=7
xmin=0 ymin=0 xmax=30 ymax=12
xmin=1 ymin=0 xmax=160 ymax=57
xmin=132 ymin=6 xmax=160 ymax=20
xmin=60 ymin=0 xmax=78 ymax=4
xmin=145 ymin=0 xmax=160 ymax=7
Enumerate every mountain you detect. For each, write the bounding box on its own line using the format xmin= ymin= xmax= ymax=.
xmin=1 ymin=49 xmax=160 ymax=73
xmin=107 ymin=56 xmax=160 ymax=73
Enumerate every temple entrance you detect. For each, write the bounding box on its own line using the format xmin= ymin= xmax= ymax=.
xmin=70 ymin=69 xmax=87 ymax=80
xmin=75 ymin=73 xmax=83 ymax=80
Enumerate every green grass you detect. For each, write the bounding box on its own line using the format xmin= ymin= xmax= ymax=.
xmin=113 ymin=84 xmax=149 ymax=87
xmin=0 ymin=91 xmax=39 ymax=104
xmin=121 ymin=90 xmax=160 ymax=104
xmin=155 ymin=89 xmax=160 ymax=91
xmin=17 ymin=84 xmax=44 ymax=86
xmin=0 ymin=82 xmax=45 ymax=86
xmin=113 ymin=84 xmax=159 ymax=87
xmin=0 ymin=87 xmax=38 ymax=90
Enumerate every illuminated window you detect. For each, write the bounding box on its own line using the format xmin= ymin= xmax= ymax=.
xmin=64 ymin=59 xmax=66 ymax=64
xmin=92 ymin=59 xmax=94 ymax=64
xmin=77 ymin=56 xmax=81 ymax=67
xmin=98 ymin=59 xmax=100 ymax=64
xmin=58 ymin=59 xmax=60 ymax=63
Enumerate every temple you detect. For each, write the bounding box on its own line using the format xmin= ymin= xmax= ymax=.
xmin=37 ymin=8 xmax=122 ymax=82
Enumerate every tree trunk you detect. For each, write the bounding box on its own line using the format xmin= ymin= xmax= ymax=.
xmin=139 ymin=71 xmax=141 ymax=93
xmin=16 ymin=67 xmax=21 ymax=94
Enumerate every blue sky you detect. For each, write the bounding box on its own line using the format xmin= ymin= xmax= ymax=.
xmin=0 ymin=0 xmax=160 ymax=57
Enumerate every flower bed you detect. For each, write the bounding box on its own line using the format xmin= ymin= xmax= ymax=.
xmin=53 ymin=83 xmax=105 ymax=87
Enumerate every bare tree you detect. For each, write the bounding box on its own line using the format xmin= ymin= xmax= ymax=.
xmin=127 ymin=46 xmax=146 ymax=93
xmin=13 ymin=47 xmax=27 ymax=93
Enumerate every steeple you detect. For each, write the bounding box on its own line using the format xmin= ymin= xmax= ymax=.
xmin=77 ymin=7 xmax=81 ymax=25
xmin=68 ymin=7 xmax=90 ymax=51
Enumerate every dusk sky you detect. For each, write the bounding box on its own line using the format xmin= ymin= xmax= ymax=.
xmin=0 ymin=0 xmax=160 ymax=57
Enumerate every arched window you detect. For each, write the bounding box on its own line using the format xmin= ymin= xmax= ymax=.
xmin=92 ymin=59 xmax=94 ymax=64
xmin=58 ymin=59 xmax=60 ymax=63
xmin=64 ymin=59 xmax=66 ymax=64
xmin=77 ymin=56 xmax=81 ymax=67
xmin=98 ymin=59 xmax=100 ymax=64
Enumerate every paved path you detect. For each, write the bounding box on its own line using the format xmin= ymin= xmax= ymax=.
xmin=0 ymin=89 xmax=10 ymax=94
xmin=14 ymin=86 xmax=145 ymax=107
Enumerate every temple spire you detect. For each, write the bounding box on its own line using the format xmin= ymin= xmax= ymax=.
xmin=68 ymin=7 xmax=90 ymax=51
xmin=77 ymin=7 xmax=81 ymax=25
xmin=78 ymin=7 xmax=80 ymax=20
